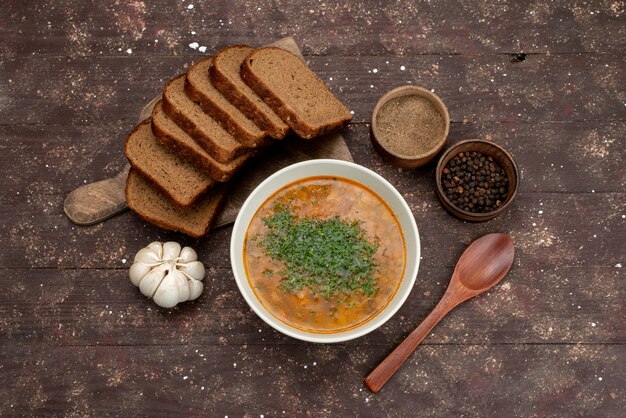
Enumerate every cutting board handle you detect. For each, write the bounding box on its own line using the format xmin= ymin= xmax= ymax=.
xmin=63 ymin=93 xmax=159 ymax=225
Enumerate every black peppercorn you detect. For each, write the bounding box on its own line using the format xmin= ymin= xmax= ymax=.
xmin=442 ymin=151 xmax=509 ymax=213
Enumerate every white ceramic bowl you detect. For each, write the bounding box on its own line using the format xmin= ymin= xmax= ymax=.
xmin=230 ymin=159 xmax=420 ymax=343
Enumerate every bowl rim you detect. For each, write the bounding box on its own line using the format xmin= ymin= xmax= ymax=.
xmin=230 ymin=159 xmax=420 ymax=343
xmin=435 ymin=139 xmax=520 ymax=220
xmin=371 ymin=85 xmax=451 ymax=160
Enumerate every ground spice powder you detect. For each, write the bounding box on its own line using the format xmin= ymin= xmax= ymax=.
xmin=376 ymin=95 xmax=445 ymax=156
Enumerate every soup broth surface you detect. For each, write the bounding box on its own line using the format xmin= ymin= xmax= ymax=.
xmin=244 ymin=176 xmax=406 ymax=333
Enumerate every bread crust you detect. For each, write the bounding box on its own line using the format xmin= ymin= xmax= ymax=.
xmin=162 ymin=75 xmax=247 ymax=164
xmin=210 ymin=45 xmax=288 ymax=139
xmin=241 ymin=47 xmax=352 ymax=139
xmin=151 ymin=102 xmax=253 ymax=183
xmin=184 ymin=57 xmax=271 ymax=148
xmin=124 ymin=119 xmax=213 ymax=208
xmin=126 ymin=169 xmax=226 ymax=238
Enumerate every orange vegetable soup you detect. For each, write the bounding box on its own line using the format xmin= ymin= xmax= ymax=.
xmin=244 ymin=176 xmax=406 ymax=333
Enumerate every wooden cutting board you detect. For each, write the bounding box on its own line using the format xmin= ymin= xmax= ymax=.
xmin=64 ymin=37 xmax=353 ymax=229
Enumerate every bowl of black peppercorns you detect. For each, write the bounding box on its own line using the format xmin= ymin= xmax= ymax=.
xmin=435 ymin=139 xmax=519 ymax=221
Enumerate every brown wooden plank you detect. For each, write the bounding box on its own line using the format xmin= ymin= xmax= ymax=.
xmin=1 ymin=54 xmax=624 ymax=126
xmin=1 ymin=0 xmax=625 ymax=57
xmin=1 ymin=185 xmax=625 ymax=270
xmin=2 ymin=121 xmax=623 ymax=200
xmin=0 ymin=344 xmax=623 ymax=416
xmin=0 ymin=265 xmax=623 ymax=347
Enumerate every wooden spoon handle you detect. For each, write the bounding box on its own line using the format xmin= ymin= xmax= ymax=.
xmin=364 ymin=297 xmax=455 ymax=393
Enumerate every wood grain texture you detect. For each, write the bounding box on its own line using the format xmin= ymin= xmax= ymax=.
xmin=2 ymin=0 xmax=625 ymax=56
xmin=62 ymin=94 xmax=159 ymax=224
xmin=2 ymin=54 xmax=624 ymax=127
xmin=0 ymin=0 xmax=624 ymax=416
xmin=1 ymin=345 xmax=623 ymax=416
xmin=2 ymin=122 xmax=623 ymax=195
xmin=63 ymin=163 xmax=130 ymax=224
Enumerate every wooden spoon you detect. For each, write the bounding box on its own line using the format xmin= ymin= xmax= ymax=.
xmin=364 ymin=233 xmax=515 ymax=393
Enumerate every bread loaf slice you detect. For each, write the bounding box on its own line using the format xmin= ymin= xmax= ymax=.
xmin=241 ymin=47 xmax=352 ymax=139
xmin=124 ymin=119 xmax=214 ymax=207
xmin=185 ymin=57 xmax=271 ymax=148
xmin=126 ymin=169 xmax=224 ymax=238
xmin=152 ymin=100 xmax=253 ymax=183
xmin=163 ymin=75 xmax=246 ymax=164
xmin=210 ymin=45 xmax=288 ymax=139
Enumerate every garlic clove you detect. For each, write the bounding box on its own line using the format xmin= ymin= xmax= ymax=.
xmin=147 ymin=241 xmax=164 ymax=259
xmin=178 ymin=261 xmax=205 ymax=281
xmin=173 ymin=269 xmax=191 ymax=303
xmin=129 ymin=262 xmax=151 ymax=286
xmin=134 ymin=247 xmax=160 ymax=264
xmin=139 ymin=264 xmax=168 ymax=298
xmin=153 ymin=270 xmax=189 ymax=307
xmin=162 ymin=242 xmax=182 ymax=261
xmin=152 ymin=280 xmax=180 ymax=308
xmin=179 ymin=246 xmax=198 ymax=263
xmin=188 ymin=279 xmax=204 ymax=301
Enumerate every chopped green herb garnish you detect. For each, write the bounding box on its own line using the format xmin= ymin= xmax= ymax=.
xmin=258 ymin=204 xmax=379 ymax=302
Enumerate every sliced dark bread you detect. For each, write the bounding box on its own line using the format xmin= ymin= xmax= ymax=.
xmin=162 ymin=75 xmax=246 ymax=164
xmin=185 ymin=57 xmax=271 ymax=148
xmin=210 ymin=45 xmax=289 ymax=139
xmin=126 ymin=169 xmax=225 ymax=238
xmin=152 ymin=100 xmax=253 ymax=183
xmin=124 ymin=119 xmax=214 ymax=207
xmin=241 ymin=47 xmax=352 ymax=139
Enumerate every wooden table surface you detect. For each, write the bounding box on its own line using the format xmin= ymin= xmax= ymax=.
xmin=1 ymin=1 xmax=624 ymax=416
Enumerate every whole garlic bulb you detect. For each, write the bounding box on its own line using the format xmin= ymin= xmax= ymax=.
xmin=129 ymin=241 xmax=205 ymax=308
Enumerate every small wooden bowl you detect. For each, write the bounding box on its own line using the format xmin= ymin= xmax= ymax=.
xmin=435 ymin=139 xmax=519 ymax=222
xmin=371 ymin=86 xmax=450 ymax=168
